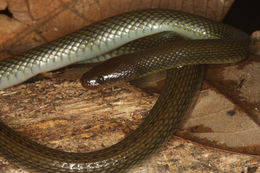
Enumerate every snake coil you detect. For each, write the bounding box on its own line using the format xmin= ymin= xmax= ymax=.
xmin=0 ymin=9 xmax=248 ymax=173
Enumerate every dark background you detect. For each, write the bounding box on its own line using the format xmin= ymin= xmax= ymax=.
xmin=223 ymin=0 xmax=259 ymax=34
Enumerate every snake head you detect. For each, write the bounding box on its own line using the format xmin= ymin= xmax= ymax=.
xmin=80 ymin=57 xmax=128 ymax=90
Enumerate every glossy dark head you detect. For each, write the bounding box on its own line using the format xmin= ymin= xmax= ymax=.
xmin=80 ymin=57 xmax=128 ymax=90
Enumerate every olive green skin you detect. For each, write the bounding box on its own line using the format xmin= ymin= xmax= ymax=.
xmin=0 ymin=9 xmax=248 ymax=173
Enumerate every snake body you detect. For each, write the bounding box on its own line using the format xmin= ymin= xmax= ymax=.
xmin=0 ymin=9 xmax=248 ymax=172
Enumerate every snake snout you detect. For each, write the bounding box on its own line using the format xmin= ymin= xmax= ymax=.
xmin=80 ymin=72 xmax=103 ymax=90
xmin=80 ymin=69 xmax=126 ymax=90
xmin=80 ymin=58 xmax=128 ymax=90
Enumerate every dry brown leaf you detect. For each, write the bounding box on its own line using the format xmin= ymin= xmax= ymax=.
xmin=179 ymin=87 xmax=260 ymax=155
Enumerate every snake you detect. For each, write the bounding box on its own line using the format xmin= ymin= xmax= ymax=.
xmin=0 ymin=9 xmax=249 ymax=173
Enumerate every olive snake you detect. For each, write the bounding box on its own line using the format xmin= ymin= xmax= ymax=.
xmin=0 ymin=9 xmax=249 ymax=172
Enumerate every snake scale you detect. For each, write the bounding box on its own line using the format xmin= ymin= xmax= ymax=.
xmin=0 ymin=9 xmax=249 ymax=172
